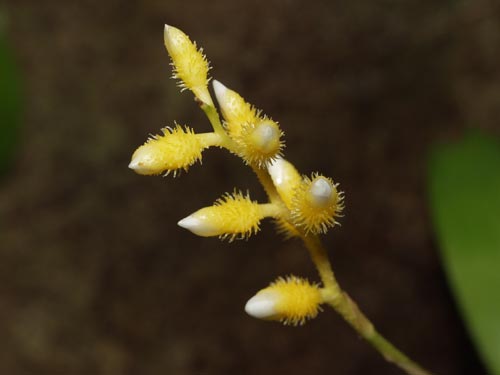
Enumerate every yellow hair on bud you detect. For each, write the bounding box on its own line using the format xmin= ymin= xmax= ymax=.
xmin=212 ymin=192 xmax=266 ymax=241
xmin=186 ymin=192 xmax=268 ymax=242
xmin=164 ymin=25 xmax=212 ymax=105
xmin=274 ymin=218 xmax=300 ymax=239
xmin=263 ymin=276 xmax=322 ymax=326
xmin=130 ymin=125 xmax=204 ymax=176
xmin=291 ymin=173 xmax=344 ymax=234
xmin=214 ymin=82 xmax=259 ymax=138
xmin=234 ymin=118 xmax=284 ymax=167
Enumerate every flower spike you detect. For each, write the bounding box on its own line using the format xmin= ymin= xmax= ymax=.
xmin=129 ymin=26 xmax=434 ymax=375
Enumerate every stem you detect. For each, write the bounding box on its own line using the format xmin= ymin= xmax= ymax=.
xmin=197 ymin=132 xmax=224 ymax=148
xmin=259 ymin=202 xmax=288 ymax=219
xmin=301 ymin=234 xmax=433 ymax=375
xmin=200 ymin=102 xmax=228 ymax=139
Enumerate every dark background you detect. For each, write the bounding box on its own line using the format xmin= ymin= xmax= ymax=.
xmin=1 ymin=0 xmax=499 ymax=374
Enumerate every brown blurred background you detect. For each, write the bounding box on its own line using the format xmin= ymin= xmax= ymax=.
xmin=1 ymin=0 xmax=499 ymax=374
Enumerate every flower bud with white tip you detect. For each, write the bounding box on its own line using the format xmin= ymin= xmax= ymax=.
xmin=234 ymin=118 xmax=284 ymax=167
xmin=267 ymin=157 xmax=303 ymax=237
xmin=164 ymin=25 xmax=213 ymax=105
xmin=267 ymin=157 xmax=302 ymax=208
xmin=245 ymin=276 xmax=323 ymax=326
xmin=177 ymin=191 xmax=282 ymax=241
xmin=129 ymin=125 xmax=221 ymax=176
xmin=212 ymin=80 xmax=258 ymax=137
xmin=291 ymin=173 xmax=344 ymax=234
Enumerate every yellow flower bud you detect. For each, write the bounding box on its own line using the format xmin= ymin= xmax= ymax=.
xmin=245 ymin=276 xmax=323 ymax=326
xmin=266 ymin=157 xmax=304 ymax=238
xmin=164 ymin=25 xmax=213 ymax=106
xmin=234 ymin=118 xmax=284 ymax=167
xmin=291 ymin=173 xmax=344 ymax=234
xmin=129 ymin=125 xmax=211 ymax=176
xmin=177 ymin=191 xmax=279 ymax=241
xmin=267 ymin=157 xmax=302 ymax=208
xmin=212 ymin=80 xmax=258 ymax=137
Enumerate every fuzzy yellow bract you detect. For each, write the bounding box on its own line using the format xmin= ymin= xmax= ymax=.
xmin=291 ymin=174 xmax=344 ymax=234
xmin=199 ymin=192 xmax=264 ymax=241
xmin=234 ymin=119 xmax=284 ymax=167
xmin=218 ymin=88 xmax=259 ymax=138
xmin=130 ymin=125 xmax=203 ymax=176
xmin=164 ymin=25 xmax=213 ymax=105
xmin=263 ymin=276 xmax=322 ymax=326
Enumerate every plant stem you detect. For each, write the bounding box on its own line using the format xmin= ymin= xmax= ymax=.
xmin=301 ymin=234 xmax=433 ymax=375
xmin=200 ymin=102 xmax=227 ymax=139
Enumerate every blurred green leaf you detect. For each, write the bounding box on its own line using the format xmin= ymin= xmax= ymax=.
xmin=429 ymin=132 xmax=500 ymax=375
xmin=0 ymin=26 xmax=21 ymax=175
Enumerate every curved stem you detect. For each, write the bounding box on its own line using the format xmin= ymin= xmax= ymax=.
xmin=301 ymin=234 xmax=433 ymax=375
xmin=200 ymin=102 xmax=228 ymax=140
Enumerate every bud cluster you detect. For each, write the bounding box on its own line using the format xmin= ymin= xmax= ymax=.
xmin=129 ymin=25 xmax=345 ymax=326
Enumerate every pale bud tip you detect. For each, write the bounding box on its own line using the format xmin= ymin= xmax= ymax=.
xmin=252 ymin=121 xmax=280 ymax=153
xmin=177 ymin=213 xmax=219 ymax=237
xmin=177 ymin=215 xmax=202 ymax=231
xmin=128 ymin=159 xmax=138 ymax=170
xmin=212 ymin=79 xmax=228 ymax=105
xmin=128 ymin=154 xmax=151 ymax=175
xmin=267 ymin=157 xmax=286 ymax=185
xmin=244 ymin=291 xmax=279 ymax=319
xmin=310 ymin=177 xmax=333 ymax=206
xmin=163 ymin=24 xmax=171 ymax=39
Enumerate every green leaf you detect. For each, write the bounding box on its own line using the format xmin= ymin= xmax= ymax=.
xmin=0 ymin=25 xmax=21 ymax=175
xmin=428 ymin=131 xmax=500 ymax=375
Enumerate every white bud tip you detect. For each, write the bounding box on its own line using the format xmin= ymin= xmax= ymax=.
xmin=212 ymin=80 xmax=228 ymax=105
xmin=310 ymin=177 xmax=333 ymax=206
xmin=128 ymin=146 xmax=157 ymax=175
xmin=244 ymin=291 xmax=279 ymax=320
xmin=177 ymin=214 xmax=219 ymax=237
xmin=128 ymin=159 xmax=138 ymax=170
xmin=252 ymin=122 xmax=279 ymax=153
xmin=267 ymin=157 xmax=287 ymax=185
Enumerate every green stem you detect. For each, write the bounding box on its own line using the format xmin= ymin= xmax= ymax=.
xmin=200 ymin=102 xmax=228 ymax=139
xmin=302 ymin=234 xmax=433 ymax=375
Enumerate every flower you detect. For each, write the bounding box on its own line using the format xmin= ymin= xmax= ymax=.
xmin=164 ymin=25 xmax=212 ymax=105
xmin=129 ymin=125 xmax=205 ymax=176
xmin=291 ymin=173 xmax=344 ymax=234
xmin=178 ymin=191 xmax=278 ymax=241
xmin=245 ymin=276 xmax=323 ymax=325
